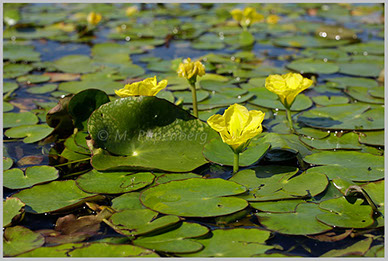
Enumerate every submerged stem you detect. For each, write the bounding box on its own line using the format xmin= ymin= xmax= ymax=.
xmin=189 ymin=82 xmax=198 ymax=118
xmin=233 ymin=152 xmax=240 ymax=174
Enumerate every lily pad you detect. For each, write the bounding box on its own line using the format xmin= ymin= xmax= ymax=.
xmin=54 ymin=55 xmax=98 ymax=74
xmin=13 ymin=180 xmax=103 ymax=214
xmin=3 ymin=226 xmax=45 ymax=257
xmin=3 ymin=82 xmax=19 ymax=93
xmin=17 ymin=74 xmax=50 ymax=84
xmin=4 ymin=63 xmax=33 ymax=79
xmin=26 ymin=83 xmax=57 ymax=94
xmin=4 ymin=44 xmax=41 ymax=62
xmin=273 ymin=35 xmax=352 ymax=48
xmin=3 ymin=112 xmax=39 ymax=128
xmin=321 ymin=237 xmax=373 ymax=257
xmin=249 ymin=87 xmax=313 ymax=111
xmin=256 ymin=203 xmax=332 ymax=235
xmin=250 ymin=199 xmax=305 ymax=213
xmin=140 ymin=178 xmax=248 ymax=217
xmin=111 ymin=192 xmax=144 ymax=211
xmin=340 ymin=41 xmax=384 ymax=55
xmin=173 ymin=90 xmax=210 ymax=103
xmin=58 ymin=77 xmax=123 ymax=95
xmin=4 ymin=166 xmax=59 ymax=189
xmin=304 ymin=151 xmax=384 ymax=182
xmin=180 ymin=228 xmax=273 ymax=257
xmin=18 ymin=242 xmax=159 ymax=257
xmin=76 ymin=170 xmax=155 ymax=194
xmin=3 ymin=157 xmax=14 ymax=170
xmin=133 ymin=222 xmax=209 ymax=253
xmin=299 ymin=132 xmax=362 ymax=150
xmin=286 ymin=58 xmax=339 ymax=74
xmin=230 ymin=167 xmax=328 ymax=201
xmin=317 ymin=197 xmax=374 ymax=228
xmin=325 ymin=76 xmax=378 ymax=89
xmin=338 ymin=61 xmax=382 ymax=77
xmin=362 ymin=180 xmax=384 ymax=216
xmin=368 ymin=86 xmax=384 ymax=99
xmin=346 ymin=86 xmax=384 ymax=104
xmin=3 ymin=197 xmax=25 ymax=227
xmin=358 ymin=131 xmax=384 ymax=146
xmin=109 ymin=208 xmax=180 ymax=236
xmin=203 ymin=137 xmax=270 ymax=166
xmin=4 ymin=124 xmax=54 ymax=143
xmin=311 ymin=95 xmax=349 ymax=106
xmin=155 ymin=173 xmax=202 ymax=184
xmin=88 ymin=96 xmax=218 ymax=172
xmin=298 ymin=103 xmax=384 ymax=130
xmin=197 ymin=92 xmax=254 ymax=110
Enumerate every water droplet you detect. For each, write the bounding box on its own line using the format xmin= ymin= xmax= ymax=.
xmin=231 ymin=56 xmax=236 ymax=61
xmin=154 ymin=114 xmax=158 ymax=118
xmin=335 ymin=35 xmax=341 ymax=40
xmin=137 ymin=33 xmax=142 ymax=37
xmin=235 ymin=77 xmax=240 ymax=81
xmin=323 ymin=58 xmax=328 ymax=62
xmin=11 ymin=36 xmax=16 ymax=41
xmin=319 ymin=32 xmax=327 ymax=38
xmin=173 ymin=28 xmax=179 ymax=34
xmin=125 ymin=36 xmax=131 ymax=41
xmin=275 ymin=108 xmax=279 ymax=111
xmin=327 ymin=130 xmax=331 ymax=133
xmin=121 ymin=24 xmax=127 ymax=30
xmin=237 ymin=95 xmax=241 ymax=99
xmin=363 ymin=51 xmax=368 ymax=56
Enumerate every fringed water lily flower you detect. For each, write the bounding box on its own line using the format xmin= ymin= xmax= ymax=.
xmin=87 ymin=12 xmax=102 ymax=26
xmin=177 ymin=57 xmax=206 ymax=117
xmin=230 ymin=7 xmax=264 ymax=29
xmin=265 ymin=72 xmax=313 ymax=131
xmin=115 ymin=76 xmax=167 ymax=97
xmin=207 ymin=103 xmax=265 ymax=173
xmin=126 ymin=6 xmax=138 ymax=17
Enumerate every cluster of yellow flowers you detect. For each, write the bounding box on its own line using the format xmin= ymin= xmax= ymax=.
xmin=177 ymin=58 xmax=206 ymax=81
xmin=230 ymin=7 xmax=281 ymax=28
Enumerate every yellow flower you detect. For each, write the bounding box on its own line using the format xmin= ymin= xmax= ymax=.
xmin=266 ymin=14 xmax=280 ymax=25
xmin=126 ymin=6 xmax=138 ymax=17
xmin=207 ymin=104 xmax=265 ymax=152
xmin=177 ymin=58 xmax=206 ymax=80
xmin=265 ymin=73 xmax=313 ymax=107
xmin=115 ymin=76 xmax=167 ymax=97
xmin=87 ymin=12 xmax=102 ymax=26
xmin=230 ymin=7 xmax=264 ymax=28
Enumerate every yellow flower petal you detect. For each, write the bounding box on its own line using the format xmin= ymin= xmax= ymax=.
xmin=177 ymin=57 xmax=206 ymax=80
xmin=115 ymin=77 xmax=167 ymax=97
xmin=87 ymin=12 xmax=102 ymax=26
xmin=207 ymin=104 xmax=265 ymax=152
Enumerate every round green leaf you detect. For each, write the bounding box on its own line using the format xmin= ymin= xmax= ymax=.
xmin=3 ymin=112 xmax=39 ymax=128
xmin=76 ymin=170 xmax=155 ymax=194
xmin=3 ymin=82 xmax=19 ymax=93
xmin=5 ymin=124 xmax=54 ymax=143
xmin=17 ymin=74 xmax=50 ymax=84
xmin=321 ymin=237 xmax=373 ymax=257
xmin=4 ymin=166 xmax=59 ymax=189
xmin=13 ymin=180 xmax=103 ymax=213
xmin=88 ymin=96 xmax=218 ymax=172
xmin=256 ymin=203 xmax=332 ymax=235
xmin=339 ymin=61 xmax=382 ymax=77
xmin=3 ymin=226 xmax=45 ymax=257
xmin=346 ymin=86 xmax=384 ymax=104
xmin=3 ymin=156 xmax=14 ymax=170
xmin=317 ymin=197 xmax=374 ymax=228
xmin=340 ymin=41 xmax=384 ymax=55
xmin=133 ymin=222 xmax=209 ymax=253
xmin=273 ymin=35 xmax=352 ymax=48
xmin=299 ymin=132 xmax=362 ymax=150
xmin=368 ymin=86 xmax=384 ymax=99
xmin=359 ymin=130 xmax=384 ymax=146
xmin=304 ymin=151 xmax=384 ymax=181
xmin=180 ymin=228 xmax=272 ymax=257
xmin=311 ymin=95 xmax=349 ymax=106
xmin=54 ymin=55 xmax=98 ymax=74
xmin=140 ymin=178 xmax=248 ymax=217
xmin=173 ymin=90 xmax=210 ymax=103
xmin=111 ymin=192 xmax=144 ymax=211
xmin=109 ymin=208 xmax=180 ymax=236
xmin=203 ymin=138 xmax=270 ymax=166
xmin=287 ymin=58 xmax=339 ymax=74
xmin=155 ymin=173 xmax=202 ymax=184
xmin=26 ymin=83 xmax=57 ymax=94
xmin=326 ymin=76 xmax=378 ymax=89
xmin=3 ymin=197 xmax=25 ymax=227
xmin=4 ymin=63 xmax=33 ymax=79
xmin=298 ymin=104 xmax=384 ymax=130
xmin=250 ymin=199 xmax=305 ymax=213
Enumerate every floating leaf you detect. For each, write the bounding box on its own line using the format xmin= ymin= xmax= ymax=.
xmin=3 ymin=226 xmax=45 ymax=257
xmin=17 ymin=74 xmax=50 ymax=84
xmin=180 ymin=228 xmax=273 ymax=257
xmin=321 ymin=237 xmax=373 ymax=257
xmin=141 ymin=178 xmax=248 ymax=217
xmin=273 ymin=35 xmax=352 ymax=48
xmin=326 ymin=76 xmax=378 ymax=89
xmin=76 ymin=170 xmax=155 ymax=194
xmin=250 ymin=199 xmax=305 ymax=213
xmin=203 ymin=138 xmax=270 ymax=166
xmin=173 ymin=90 xmax=210 ymax=103
xmin=340 ymin=41 xmax=384 ymax=55
xmin=311 ymin=95 xmax=349 ymax=106
xmin=13 ymin=180 xmax=103 ymax=214
xmin=346 ymin=86 xmax=384 ymax=104
xmin=256 ymin=203 xmax=332 ymax=235
xmin=3 ymin=157 xmax=14 ymax=170
xmin=338 ymin=61 xmax=382 ymax=77
xmin=299 ymin=132 xmax=362 ymax=150
xmin=286 ymin=58 xmax=339 ymax=74
xmin=3 ymin=197 xmax=25 ymax=227
xmin=304 ymin=151 xmax=384 ymax=181
xmin=4 ymin=44 xmax=40 ymax=62
xmin=155 ymin=173 xmax=202 ymax=184
xmin=88 ymin=96 xmax=218 ymax=172
xmin=133 ymin=222 xmax=209 ymax=253
xmin=3 ymin=82 xmax=19 ymax=93
xmin=111 ymin=192 xmax=144 ymax=211
xmin=4 ymin=124 xmax=54 ymax=143
xmin=3 ymin=112 xmax=39 ymax=128
xmin=368 ymin=86 xmax=384 ymax=99
xmin=298 ymin=104 xmax=384 ymax=130
xmin=54 ymin=55 xmax=98 ymax=74
xmin=109 ymin=208 xmax=180 ymax=236
xmin=4 ymin=63 xmax=33 ymax=79
xmin=317 ymin=197 xmax=374 ymax=228
xmin=4 ymin=166 xmax=59 ymax=189
xmin=358 ymin=130 xmax=384 ymax=146
xmin=26 ymin=83 xmax=57 ymax=94
xmin=18 ymin=242 xmax=159 ymax=257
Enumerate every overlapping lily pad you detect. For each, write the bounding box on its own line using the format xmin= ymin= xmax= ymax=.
xmin=300 ymin=132 xmax=362 ymax=150
xmin=180 ymin=228 xmax=273 ymax=257
xmin=133 ymin=222 xmax=209 ymax=253
xmin=140 ymin=178 xmax=248 ymax=217
xmin=203 ymin=138 xmax=270 ymax=166
xmin=76 ymin=170 xmax=155 ymax=194
xmin=3 ymin=226 xmax=45 ymax=257
xmin=3 ymin=197 xmax=25 ymax=227
xmin=4 ymin=165 xmax=59 ymax=189
xmin=286 ymin=58 xmax=339 ymax=74
xmin=4 ymin=124 xmax=53 ymax=143
xmin=304 ymin=151 xmax=384 ymax=181
xmin=13 ymin=180 xmax=103 ymax=213
xmin=88 ymin=96 xmax=218 ymax=172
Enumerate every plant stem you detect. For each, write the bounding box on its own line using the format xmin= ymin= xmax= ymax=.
xmin=233 ymin=152 xmax=240 ymax=174
xmin=285 ymin=107 xmax=295 ymax=133
xmin=189 ymin=82 xmax=198 ymax=118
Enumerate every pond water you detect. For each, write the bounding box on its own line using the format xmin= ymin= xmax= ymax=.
xmin=3 ymin=3 xmax=384 ymax=258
